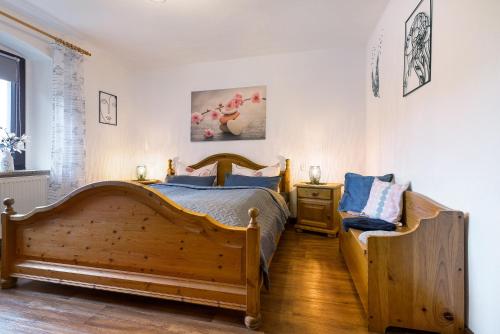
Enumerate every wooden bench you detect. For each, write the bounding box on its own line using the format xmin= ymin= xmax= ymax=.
xmin=339 ymin=191 xmax=465 ymax=333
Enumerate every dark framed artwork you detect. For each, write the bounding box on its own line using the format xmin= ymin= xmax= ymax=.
xmin=403 ymin=0 xmax=432 ymax=97
xmin=99 ymin=91 xmax=117 ymax=125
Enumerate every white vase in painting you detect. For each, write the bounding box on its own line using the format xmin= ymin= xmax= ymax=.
xmin=0 ymin=151 xmax=14 ymax=173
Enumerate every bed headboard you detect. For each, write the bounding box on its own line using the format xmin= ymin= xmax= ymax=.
xmin=167 ymin=153 xmax=291 ymax=194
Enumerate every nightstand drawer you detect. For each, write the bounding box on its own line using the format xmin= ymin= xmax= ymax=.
xmin=297 ymin=187 xmax=331 ymax=200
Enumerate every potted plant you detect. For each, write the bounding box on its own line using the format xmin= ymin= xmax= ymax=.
xmin=0 ymin=127 xmax=28 ymax=173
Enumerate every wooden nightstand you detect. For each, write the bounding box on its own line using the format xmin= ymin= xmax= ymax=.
xmin=131 ymin=179 xmax=161 ymax=185
xmin=295 ymin=182 xmax=343 ymax=237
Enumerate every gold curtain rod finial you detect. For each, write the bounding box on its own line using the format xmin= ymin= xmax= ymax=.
xmin=0 ymin=9 xmax=92 ymax=57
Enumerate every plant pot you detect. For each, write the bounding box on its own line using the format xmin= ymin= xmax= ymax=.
xmin=0 ymin=151 xmax=14 ymax=173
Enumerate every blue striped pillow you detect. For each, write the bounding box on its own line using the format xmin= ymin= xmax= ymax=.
xmin=362 ymin=178 xmax=409 ymax=223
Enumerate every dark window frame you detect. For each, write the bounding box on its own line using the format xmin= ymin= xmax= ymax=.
xmin=0 ymin=49 xmax=26 ymax=170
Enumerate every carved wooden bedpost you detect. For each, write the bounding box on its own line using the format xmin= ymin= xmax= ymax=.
xmin=245 ymin=207 xmax=261 ymax=329
xmin=1 ymin=198 xmax=17 ymax=289
xmin=167 ymin=159 xmax=175 ymax=176
xmin=283 ymin=159 xmax=291 ymax=194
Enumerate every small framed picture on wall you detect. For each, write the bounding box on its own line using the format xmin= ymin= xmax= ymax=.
xmin=99 ymin=91 xmax=117 ymax=125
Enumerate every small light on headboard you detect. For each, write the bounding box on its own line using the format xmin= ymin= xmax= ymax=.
xmin=136 ymin=165 xmax=147 ymax=181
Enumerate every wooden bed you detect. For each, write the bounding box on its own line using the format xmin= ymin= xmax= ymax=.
xmin=0 ymin=153 xmax=291 ymax=330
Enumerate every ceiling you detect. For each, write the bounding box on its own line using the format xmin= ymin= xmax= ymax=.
xmin=1 ymin=0 xmax=389 ymax=67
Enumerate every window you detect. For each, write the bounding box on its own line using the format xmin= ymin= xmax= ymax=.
xmin=0 ymin=49 xmax=25 ymax=170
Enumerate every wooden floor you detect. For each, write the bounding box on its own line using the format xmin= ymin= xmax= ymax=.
xmin=0 ymin=225 xmax=371 ymax=334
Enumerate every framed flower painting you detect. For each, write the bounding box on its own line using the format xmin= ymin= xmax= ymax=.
xmin=191 ymin=86 xmax=266 ymax=142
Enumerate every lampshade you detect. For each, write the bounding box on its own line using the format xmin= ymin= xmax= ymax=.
xmin=309 ymin=166 xmax=321 ymax=184
xmin=136 ymin=165 xmax=147 ymax=181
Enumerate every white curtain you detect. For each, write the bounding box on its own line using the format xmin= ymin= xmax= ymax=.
xmin=48 ymin=43 xmax=86 ymax=202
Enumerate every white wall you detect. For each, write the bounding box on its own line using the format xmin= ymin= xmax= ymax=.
xmin=365 ymin=0 xmax=500 ymax=332
xmin=135 ymin=48 xmax=367 ymax=186
xmin=0 ymin=20 xmax=138 ymax=182
xmin=84 ymin=50 xmax=138 ymax=182
xmin=1 ymin=8 xmax=368 ymax=188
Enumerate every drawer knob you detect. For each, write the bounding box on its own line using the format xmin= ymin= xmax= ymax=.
xmin=312 ymin=192 xmax=320 ymax=197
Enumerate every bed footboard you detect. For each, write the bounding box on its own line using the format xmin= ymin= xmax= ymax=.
xmin=1 ymin=181 xmax=262 ymax=329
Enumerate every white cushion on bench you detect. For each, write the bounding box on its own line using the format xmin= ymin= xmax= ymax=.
xmin=358 ymin=230 xmax=403 ymax=245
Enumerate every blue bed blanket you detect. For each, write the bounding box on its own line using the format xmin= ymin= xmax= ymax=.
xmin=149 ymin=183 xmax=290 ymax=284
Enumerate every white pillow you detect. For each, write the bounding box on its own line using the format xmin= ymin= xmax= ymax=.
xmin=176 ymin=161 xmax=218 ymax=177
xmin=232 ymin=163 xmax=281 ymax=177
xmin=362 ymin=178 xmax=409 ymax=224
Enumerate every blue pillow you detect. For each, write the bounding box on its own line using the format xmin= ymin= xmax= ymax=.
xmin=224 ymin=174 xmax=281 ymax=191
xmin=338 ymin=173 xmax=394 ymax=213
xmin=166 ymin=175 xmax=216 ymax=187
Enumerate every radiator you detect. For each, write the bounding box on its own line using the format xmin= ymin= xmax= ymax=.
xmin=0 ymin=175 xmax=49 ymax=215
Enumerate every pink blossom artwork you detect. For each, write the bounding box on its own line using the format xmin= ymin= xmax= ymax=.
xmin=225 ymin=99 xmax=238 ymax=111
xmin=191 ymin=86 xmax=266 ymax=142
xmin=191 ymin=112 xmax=204 ymax=125
xmin=204 ymin=128 xmax=215 ymax=138
xmin=209 ymin=110 xmax=220 ymax=121
xmin=251 ymin=92 xmax=261 ymax=104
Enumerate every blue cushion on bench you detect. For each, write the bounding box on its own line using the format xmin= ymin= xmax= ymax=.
xmin=338 ymin=173 xmax=394 ymax=213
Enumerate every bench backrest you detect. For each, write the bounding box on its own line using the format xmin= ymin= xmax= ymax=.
xmin=402 ymin=191 xmax=451 ymax=229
